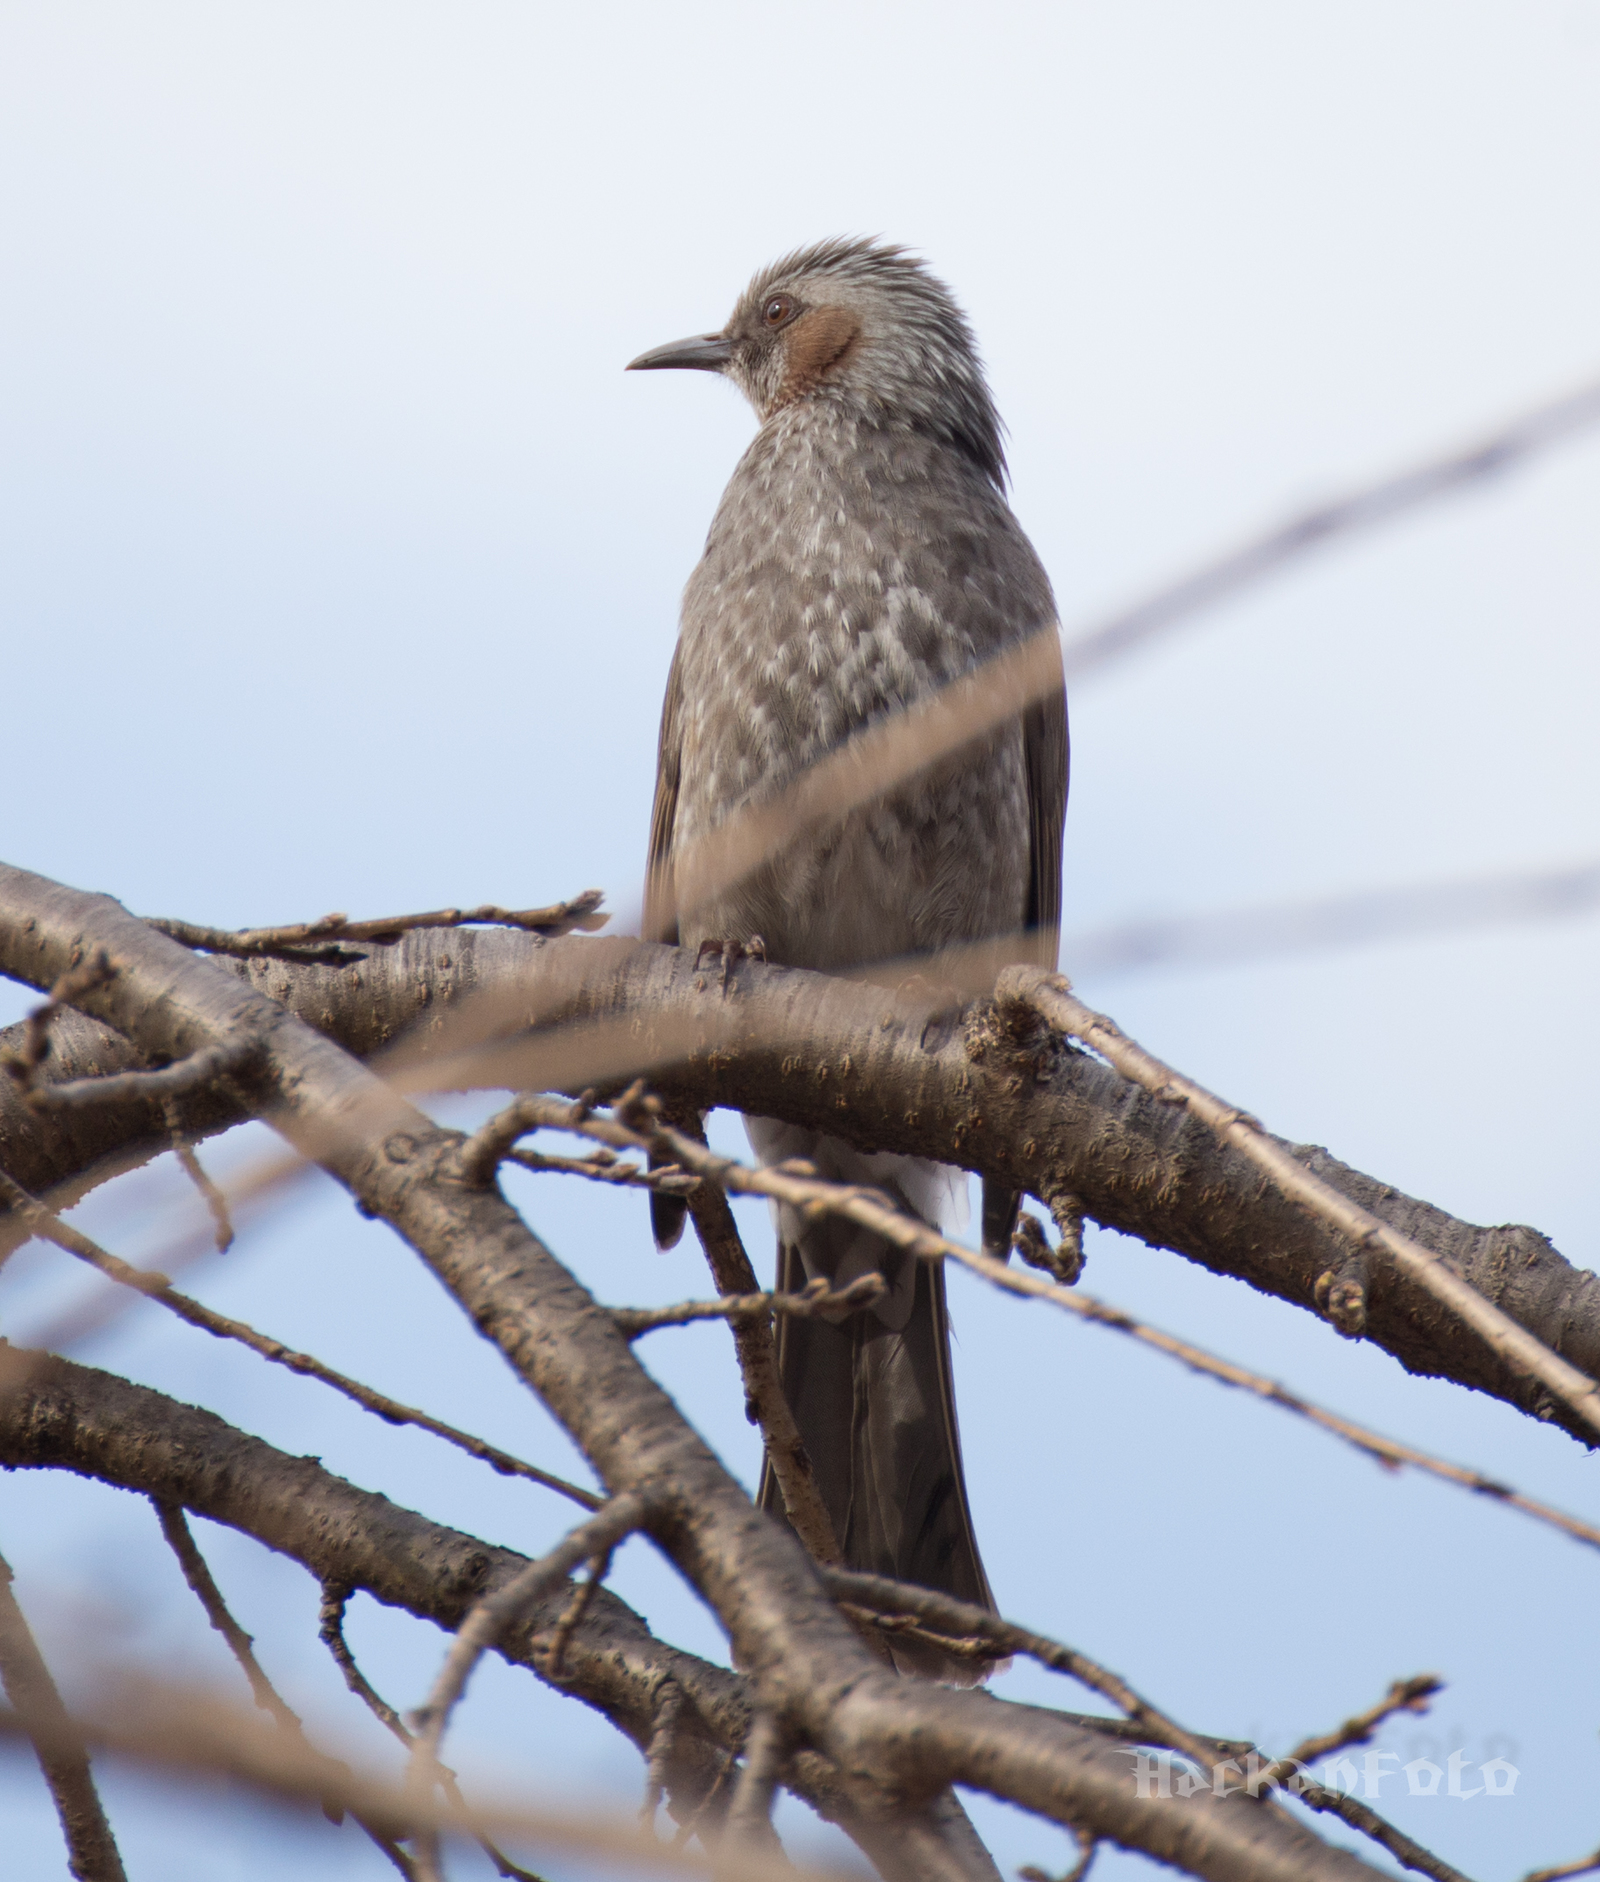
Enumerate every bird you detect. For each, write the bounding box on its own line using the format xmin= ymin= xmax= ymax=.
xmin=628 ymin=239 xmax=1067 ymax=1667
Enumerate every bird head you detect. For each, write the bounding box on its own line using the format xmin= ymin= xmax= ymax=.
xmin=626 ymin=238 xmax=1006 ymax=485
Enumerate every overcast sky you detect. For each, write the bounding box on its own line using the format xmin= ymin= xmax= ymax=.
xmin=2 ymin=5 xmax=1599 ymax=1878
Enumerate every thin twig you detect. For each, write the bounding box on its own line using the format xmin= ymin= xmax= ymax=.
xmin=1020 ymin=1829 xmax=1096 ymax=1882
xmin=678 ymin=1145 xmax=845 ymax=1572
xmin=153 ymin=1499 xmax=300 ymax=1731
xmin=408 ymin=1492 xmax=656 ymax=1793
xmin=1526 ymin=1847 xmax=1600 ymax=1882
xmin=0 ymin=1169 xmax=600 ymax=1511
xmin=1027 ymin=1284 xmax=1600 ymax=1557
xmin=818 ymin=1569 xmax=1217 ymax=1777
xmin=0 ymin=1547 xmax=127 ymax=1882
xmin=1297 ymin=1786 xmax=1472 ymax=1882
xmin=999 ymin=966 xmax=1600 ymax=1442
xmin=28 ymin=1035 xmax=261 ymax=1113
xmin=505 ymin=1146 xmax=698 ymax=1194
xmin=613 ymin=1274 xmax=886 ymax=1339
xmin=0 ymin=951 xmax=117 ymax=1098
xmin=147 ymin=891 xmax=607 ymax=958
xmin=318 ymin=1583 xmax=547 ymax=1882
xmin=542 ymin=1549 xmax=613 ymax=1684
xmin=153 ymin=1501 xmax=418 ymax=1878
xmin=833 ymin=1570 xmax=1464 ymax=1882
xmin=463 ymin=1092 xmax=843 ymax=1560
xmin=163 ymin=1097 xmax=235 ymax=1251
xmin=1286 ymin=1675 xmax=1442 ymax=1768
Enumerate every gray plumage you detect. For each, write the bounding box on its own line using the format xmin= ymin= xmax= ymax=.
xmin=630 ymin=239 xmax=1068 ymax=1671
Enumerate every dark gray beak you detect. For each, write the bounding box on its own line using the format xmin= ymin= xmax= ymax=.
xmin=626 ymin=332 xmax=733 ymax=373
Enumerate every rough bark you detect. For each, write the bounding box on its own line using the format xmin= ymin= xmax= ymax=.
xmin=0 ymin=865 xmax=1390 ymax=1879
xmin=3 ymin=922 xmax=1593 ymax=1445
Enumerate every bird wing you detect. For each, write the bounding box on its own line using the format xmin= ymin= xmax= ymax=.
xmin=1022 ymin=645 xmax=1069 ymax=970
xmin=981 ymin=644 xmax=1067 ymax=1258
xmin=643 ymin=646 xmax=684 ymax=946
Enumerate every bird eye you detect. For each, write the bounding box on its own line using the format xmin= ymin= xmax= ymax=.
xmin=762 ymin=294 xmax=796 ymax=328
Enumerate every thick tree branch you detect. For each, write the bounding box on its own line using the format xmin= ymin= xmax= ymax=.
xmin=3 ymin=929 xmax=1593 ymax=1451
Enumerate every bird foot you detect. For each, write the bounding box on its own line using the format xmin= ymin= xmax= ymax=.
xmin=693 ymin=934 xmax=767 ymax=995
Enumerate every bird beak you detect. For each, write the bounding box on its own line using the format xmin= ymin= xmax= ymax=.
xmin=626 ymin=332 xmax=734 ymax=373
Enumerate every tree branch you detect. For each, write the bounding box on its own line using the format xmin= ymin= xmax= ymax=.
xmin=0 ymin=866 xmax=1399 ymax=1879
xmin=0 ymin=1546 xmax=127 ymax=1882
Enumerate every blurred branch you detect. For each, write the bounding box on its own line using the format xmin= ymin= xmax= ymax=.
xmin=657 ymin=373 xmax=1600 ymax=932
xmin=0 ymin=1684 xmax=813 ymax=1882
xmin=0 ymin=1548 xmax=127 ymax=1882
xmin=1057 ymin=372 xmax=1600 ymax=682
xmin=0 ymin=1348 xmax=738 ymax=1814
xmin=1064 ymin=857 xmax=1600 ymax=981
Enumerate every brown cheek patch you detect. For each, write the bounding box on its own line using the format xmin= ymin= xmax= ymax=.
xmin=778 ymin=306 xmax=862 ymax=403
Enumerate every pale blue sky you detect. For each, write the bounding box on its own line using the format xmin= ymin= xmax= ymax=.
xmin=2 ymin=5 xmax=1599 ymax=1877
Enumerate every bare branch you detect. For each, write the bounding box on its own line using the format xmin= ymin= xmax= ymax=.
xmin=1019 ymin=1830 xmax=1096 ymax=1882
xmin=7 ymin=927 xmax=1597 ymax=1453
xmin=319 ymin=1580 xmax=411 ymax=1745
xmin=999 ymin=966 xmax=1600 ymax=1441
xmin=1526 ymin=1848 xmax=1600 ymax=1882
xmin=29 ymin=1035 xmax=261 ymax=1113
xmin=819 ymin=1570 xmax=1217 ymax=1776
xmin=0 ymin=950 xmax=117 ymax=1099
xmin=163 ymin=1097 xmax=235 ymax=1251
xmin=505 ymin=1145 xmax=697 ymax=1194
xmin=147 ymin=890 xmax=609 ymax=957
xmin=680 ymin=1145 xmax=846 ymax=1572
xmin=613 ymin=1274 xmax=887 ymax=1339
xmin=318 ymin=1582 xmax=549 ymax=1882
xmin=1056 ymin=372 xmax=1600 ymax=681
xmin=724 ymin=1709 xmax=788 ymax=1853
xmin=641 ymin=1681 xmax=685 ymax=1830
xmin=0 ymin=1547 xmax=127 ymax=1882
xmin=1286 ymin=1675 xmax=1443 ymax=1769
xmin=408 ymin=1491 xmax=657 ymax=1788
xmin=1064 ymin=856 xmax=1600 ymax=980
xmin=0 ymin=1168 xmax=602 ymax=1512
xmin=1009 ymin=1268 xmax=1600 ymax=1558
xmin=153 ymin=1499 xmax=301 ymax=1731
xmin=153 ymin=1500 xmax=418 ymax=1876
xmin=0 ymin=1683 xmax=812 ymax=1882
xmin=0 ymin=866 xmax=1403 ymax=1879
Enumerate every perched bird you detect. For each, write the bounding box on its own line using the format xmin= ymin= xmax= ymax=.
xmin=629 ymin=239 xmax=1067 ymax=1658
